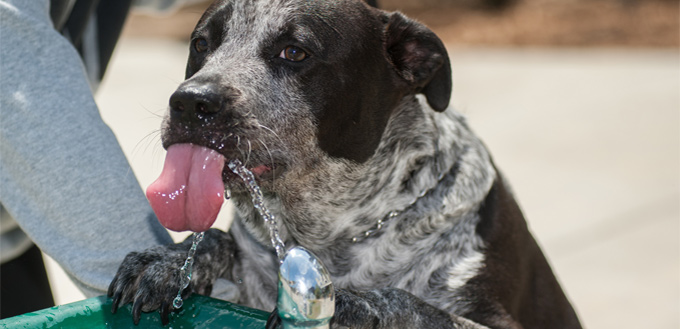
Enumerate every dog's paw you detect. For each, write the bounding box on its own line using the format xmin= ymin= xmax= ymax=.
xmin=332 ymin=289 xmax=380 ymax=328
xmin=108 ymin=229 xmax=235 ymax=324
xmin=333 ymin=288 xmax=463 ymax=329
xmin=266 ymin=306 xmax=349 ymax=329
xmin=265 ymin=307 xmax=282 ymax=329
xmin=107 ymin=245 xmax=212 ymax=325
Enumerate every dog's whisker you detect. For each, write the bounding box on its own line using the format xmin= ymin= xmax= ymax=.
xmin=245 ymin=139 xmax=253 ymax=167
xmin=235 ymin=136 xmax=246 ymax=162
xmin=218 ymin=132 xmax=234 ymax=150
xmin=258 ymin=124 xmax=285 ymax=148
xmin=132 ymin=129 xmax=162 ymax=161
xmin=256 ymin=138 xmax=276 ymax=185
xmin=145 ymin=107 xmax=166 ymax=119
xmin=137 ymin=104 xmax=166 ymax=120
xmin=154 ymin=135 xmax=165 ymax=159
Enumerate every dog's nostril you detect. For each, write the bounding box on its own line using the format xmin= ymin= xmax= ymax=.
xmin=169 ymin=93 xmax=220 ymax=116
xmin=172 ymin=101 xmax=185 ymax=112
xmin=195 ymin=102 xmax=215 ymax=114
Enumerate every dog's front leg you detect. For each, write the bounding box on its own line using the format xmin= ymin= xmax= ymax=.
xmin=108 ymin=228 xmax=238 ymax=324
xmin=332 ymin=288 xmax=489 ymax=329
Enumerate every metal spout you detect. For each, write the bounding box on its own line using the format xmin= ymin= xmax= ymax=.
xmin=277 ymin=247 xmax=335 ymax=329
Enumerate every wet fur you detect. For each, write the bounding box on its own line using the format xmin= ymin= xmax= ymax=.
xmin=109 ymin=0 xmax=581 ymax=328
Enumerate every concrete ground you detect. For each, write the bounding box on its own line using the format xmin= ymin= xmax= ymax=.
xmin=43 ymin=37 xmax=679 ymax=329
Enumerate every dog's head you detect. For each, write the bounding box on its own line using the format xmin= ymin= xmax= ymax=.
xmin=152 ymin=0 xmax=452 ymax=235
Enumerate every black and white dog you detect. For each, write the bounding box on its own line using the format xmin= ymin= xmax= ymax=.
xmin=109 ymin=0 xmax=582 ymax=328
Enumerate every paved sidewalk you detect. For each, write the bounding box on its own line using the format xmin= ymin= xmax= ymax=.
xmin=45 ymin=38 xmax=679 ymax=329
xmin=450 ymin=48 xmax=679 ymax=329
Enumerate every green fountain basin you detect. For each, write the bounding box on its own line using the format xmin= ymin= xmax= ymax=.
xmin=0 ymin=295 xmax=269 ymax=328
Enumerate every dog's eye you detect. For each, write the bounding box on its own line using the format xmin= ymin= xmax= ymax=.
xmin=279 ymin=46 xmax=307 ymax=62
xmin=193 ymin=38 xmax=209 ymax=53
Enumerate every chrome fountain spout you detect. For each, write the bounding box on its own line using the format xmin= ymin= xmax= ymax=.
xmin=277 ymin=247 xmax=335 ymax=329
xmin=227 ymin=161 xmax=334 ymax=327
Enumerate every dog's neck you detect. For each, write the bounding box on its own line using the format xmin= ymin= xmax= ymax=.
xmin=333 ymin=97 xmax=495 ymax=237
xmin=349 ymin=151 xmax=464 ymax=243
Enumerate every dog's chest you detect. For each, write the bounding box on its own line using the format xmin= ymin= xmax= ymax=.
xmin=327 ymin=212 xmax=487 ymax=311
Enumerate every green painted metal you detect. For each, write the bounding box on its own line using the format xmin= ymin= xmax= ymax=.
xmin=0 ymin=295 xmax=269 ymax=329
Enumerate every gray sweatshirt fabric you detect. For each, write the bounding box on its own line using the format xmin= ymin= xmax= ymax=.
xmin=0 ymin=0 xmax=174 ymax=297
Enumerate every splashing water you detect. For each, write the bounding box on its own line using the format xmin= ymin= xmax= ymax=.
xmin=173 ymin=159 xmax=285 ymax=309
xmin=228 ymin=159 xmax=286 ymax=262
xmin=172 ymin=231 xmax=204 ymax=309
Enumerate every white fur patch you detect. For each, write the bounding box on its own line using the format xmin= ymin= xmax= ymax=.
xmin=446 ymin=250 xmax=485 ymax=291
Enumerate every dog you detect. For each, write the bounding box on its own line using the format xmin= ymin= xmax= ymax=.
xmin=108 ymin=0 xmax=582 ymax=328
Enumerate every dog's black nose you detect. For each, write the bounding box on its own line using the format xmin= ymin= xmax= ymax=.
xmin=169 ymin=82 xmax=239 ymax=118
xmin=169 ymin=82 xmax=222 ymax=116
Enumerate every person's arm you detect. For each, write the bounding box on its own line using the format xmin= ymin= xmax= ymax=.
xmin=132 ymin=0 xmax=207 ymax=14
xmin=0 ymin=0 xmax=173 ymax=296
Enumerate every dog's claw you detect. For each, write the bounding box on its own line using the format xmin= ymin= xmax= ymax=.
xmin=132 ymin=298 xmax=143 ymax=325
xmin=265 ymin=307 xmax=282 ymax=329
xmin=107 ymin=278 xmax=116 ymax=297
xmin=108 ymin=276 xmax=120 ymax=314
xmin=110 ymin=292 xmax=121 ymax=314
xmin=160 ymin=301 xmax=170 ymax=325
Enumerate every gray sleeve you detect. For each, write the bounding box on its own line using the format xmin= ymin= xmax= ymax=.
xmin=132 ymin=0 xmax=207 ymax=14
xmin=0 ymin=0 xmax=173 ymax=296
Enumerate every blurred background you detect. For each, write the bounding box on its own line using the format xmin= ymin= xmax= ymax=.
xmin=42 ymin=0 xmax=678 ymax=328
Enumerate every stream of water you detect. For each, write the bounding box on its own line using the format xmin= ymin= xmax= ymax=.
xmin=172 ymin=231 xmax=204 ymax=309
xmin=228 ymin=159 xmax=287 ymax=262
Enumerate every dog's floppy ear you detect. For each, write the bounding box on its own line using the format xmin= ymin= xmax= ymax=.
xmin=385 ymin=12 xmax=452 ymax=112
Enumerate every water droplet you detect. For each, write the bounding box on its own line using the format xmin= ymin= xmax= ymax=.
xmin=173 ymin=232 xmax=204 ymax=309
xmin=173 ymin=296 xmax=183 ymax=309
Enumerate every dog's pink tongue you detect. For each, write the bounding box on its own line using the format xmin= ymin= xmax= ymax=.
xmin=146 ymin=144 xmax=226 ymax=232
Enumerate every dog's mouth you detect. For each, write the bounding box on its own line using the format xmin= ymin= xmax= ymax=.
xmin=146 ymin=143 xmax=283 ymax=232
